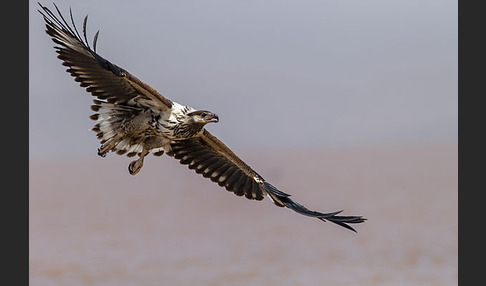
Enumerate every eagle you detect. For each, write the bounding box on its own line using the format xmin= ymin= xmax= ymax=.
xmin=38 ymin=3 xmax=365 ymax=232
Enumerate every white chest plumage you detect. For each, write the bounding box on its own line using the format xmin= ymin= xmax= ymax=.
xmin=157 ymin=102 xmax=198 ymax=139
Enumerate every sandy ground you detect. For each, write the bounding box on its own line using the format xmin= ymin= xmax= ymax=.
xmin=29 ymin=143 xmax=457 ymax=285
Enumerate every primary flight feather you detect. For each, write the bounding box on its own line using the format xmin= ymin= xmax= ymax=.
xmin=38 ymin=3 xmax=365 ymax=232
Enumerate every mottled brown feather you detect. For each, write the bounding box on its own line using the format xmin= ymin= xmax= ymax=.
xmin=39 ymin=3 xmax=173 ymax=111
xmin=171 ymin=130 xmax=265 ymax=201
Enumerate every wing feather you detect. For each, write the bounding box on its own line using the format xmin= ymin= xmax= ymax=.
xmin=224 ymin=170 xmax=244 ymax=195
xmin=38 ymin=3 xmax=173 ymax=111
xmin=170 ymin=130 xmax=266 ymax=201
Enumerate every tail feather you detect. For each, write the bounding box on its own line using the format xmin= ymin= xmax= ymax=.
xmin=263 ymin=182 xmax=366 ymax=232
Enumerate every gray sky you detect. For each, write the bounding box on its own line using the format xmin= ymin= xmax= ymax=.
xmin=30 ymin=0 xmax=457 ymax=159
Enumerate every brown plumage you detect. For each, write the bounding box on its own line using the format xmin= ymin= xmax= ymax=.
xmin=38 ymin=2 xmax=366 ymax=231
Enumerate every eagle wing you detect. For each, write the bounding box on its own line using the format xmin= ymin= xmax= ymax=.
xmin=171 ymin=130 xmax=366 ymax=232
xmin=38 ymin=3 xmax=173 ymax=111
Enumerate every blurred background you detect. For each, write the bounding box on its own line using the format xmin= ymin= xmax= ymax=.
xmin=30 ymin=0 xmax=457 ymax=285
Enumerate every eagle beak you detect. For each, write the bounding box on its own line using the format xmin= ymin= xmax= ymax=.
xmin=208 ymin=114 xmax=219 ymax=123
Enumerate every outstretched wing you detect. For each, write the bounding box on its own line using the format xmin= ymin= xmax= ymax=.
xmin=38 ymin=3 xmax=173 ymax=111
xmin=170 ymin=130 xmax=366 ymax=232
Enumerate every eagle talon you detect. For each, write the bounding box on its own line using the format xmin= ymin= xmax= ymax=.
xmin=97 ymin=147 xmax=107 ymax=158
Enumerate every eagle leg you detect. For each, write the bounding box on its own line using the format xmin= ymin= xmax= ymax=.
xmin=164 ymin=143 xmax=174 ymax=157
xmin=128 ymin=148 xmax=149 ymax=175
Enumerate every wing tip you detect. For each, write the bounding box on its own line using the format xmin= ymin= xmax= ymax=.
xmin=262 ymin=182 xmax=366 ymax=232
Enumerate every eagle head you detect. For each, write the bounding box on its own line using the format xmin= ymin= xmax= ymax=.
xmin=187 ymin=110 xmax=219 ymax=124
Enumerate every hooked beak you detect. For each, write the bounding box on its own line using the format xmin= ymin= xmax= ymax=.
xmin=207 ymin=113 xmax=219 ymax=123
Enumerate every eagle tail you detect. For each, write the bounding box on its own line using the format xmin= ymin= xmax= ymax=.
xmin=263 ymin=182 xmax=366 ymax=232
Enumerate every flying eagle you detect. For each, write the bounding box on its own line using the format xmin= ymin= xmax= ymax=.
xmin=38 ymin=3 xmax=365 ymax=231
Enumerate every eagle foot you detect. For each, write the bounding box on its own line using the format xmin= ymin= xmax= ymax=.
xmin=128 ymin=159 xmax=144 ymax=175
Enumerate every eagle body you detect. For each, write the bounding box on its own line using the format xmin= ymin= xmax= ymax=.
xmin=38 ymin=3 xmax=365 ymax=231
xmin=93 ymin=101 xmax=198 ymax=155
